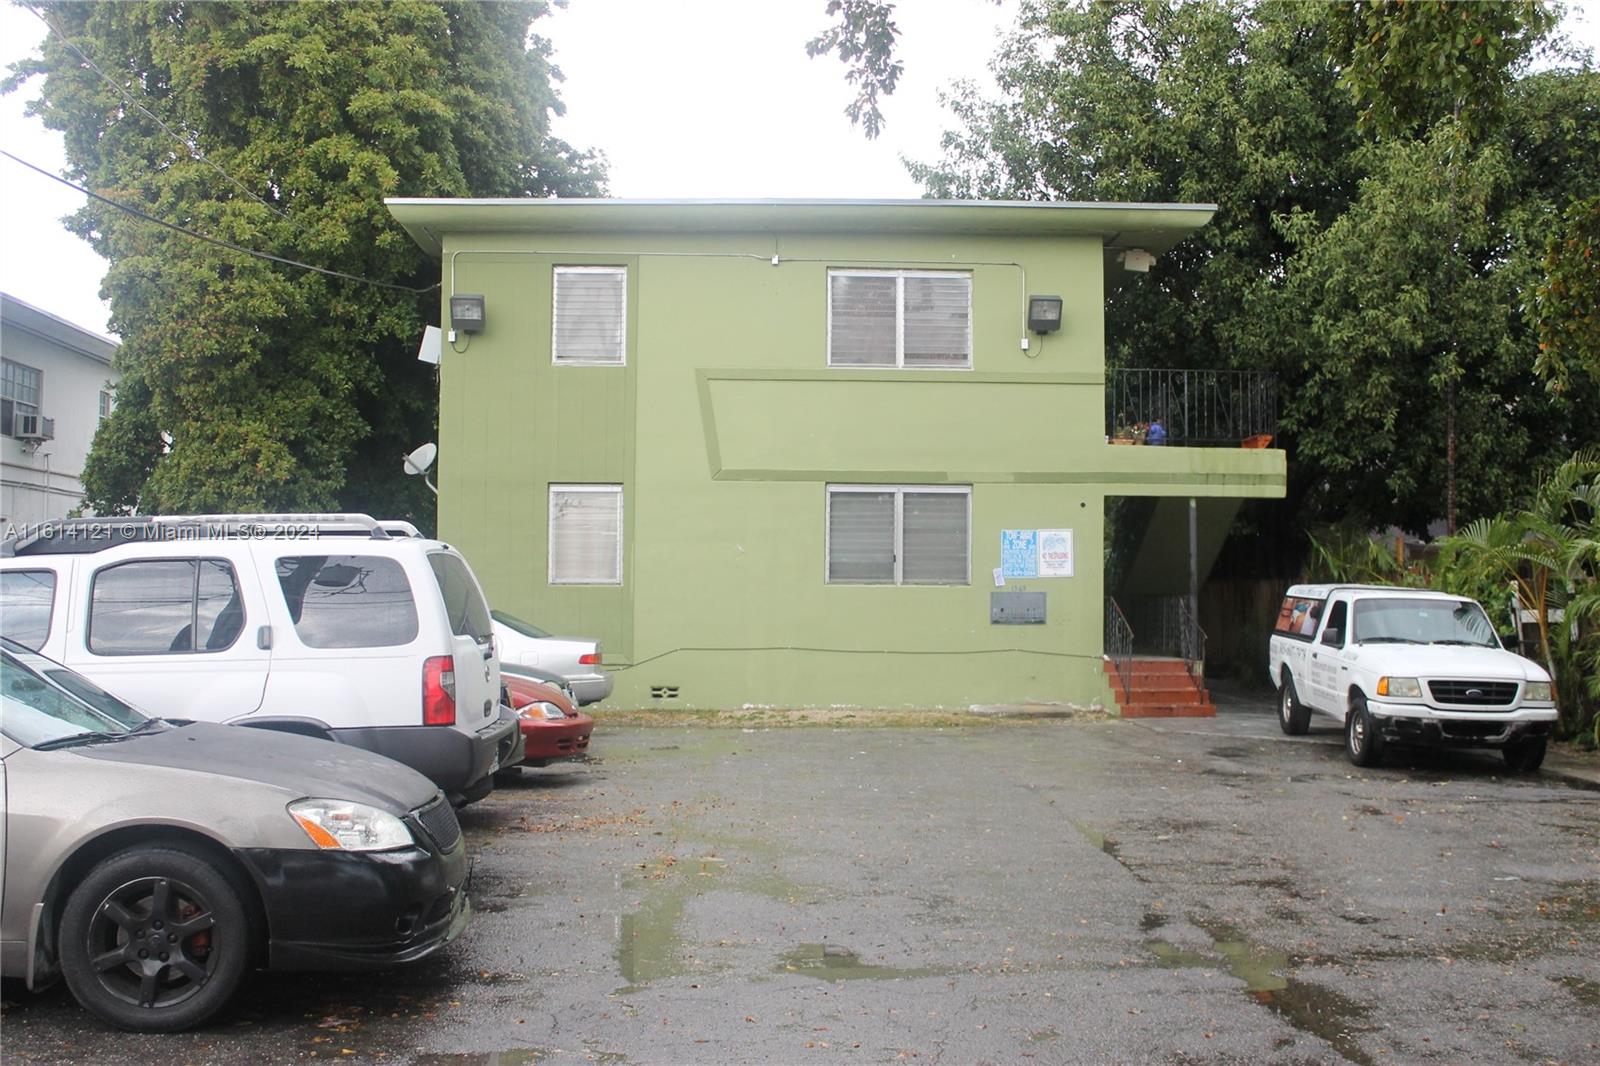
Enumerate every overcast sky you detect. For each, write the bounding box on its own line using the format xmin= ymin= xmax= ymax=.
xmin=1 ymin=0 xmax=1594 ymax=339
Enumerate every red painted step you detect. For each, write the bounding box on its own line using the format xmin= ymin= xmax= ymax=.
xmin=1103 ymin=657 xmax=1215 ymax=718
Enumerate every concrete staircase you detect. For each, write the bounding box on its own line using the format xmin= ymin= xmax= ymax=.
xmin=1104 ymin=657 xmax=1215 ymax=718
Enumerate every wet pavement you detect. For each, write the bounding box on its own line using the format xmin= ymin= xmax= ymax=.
xmin=4 ymin=704 xmax=1598 ymax=1065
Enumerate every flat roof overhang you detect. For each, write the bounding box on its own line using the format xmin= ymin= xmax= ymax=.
xmin=384 ymin=197 xmax=1217 ymax=262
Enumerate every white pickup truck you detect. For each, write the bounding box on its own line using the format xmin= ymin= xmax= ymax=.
xmin=1268 ymin=584 xmax=1557 ymax=771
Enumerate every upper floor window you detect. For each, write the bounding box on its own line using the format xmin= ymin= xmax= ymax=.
xmin=99 ymin=390 xmax=113 ymax=421
xmin=2 ymin=359 xmax=42 ymax=437
xmin=553 ymin=266 xmax=626 ymax=365
xmin=827 ymin=270 xmax=971 ymax=369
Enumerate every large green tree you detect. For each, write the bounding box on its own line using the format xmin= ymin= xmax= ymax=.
xmin=912 ymin=0 xmax=1596 ymax=547
xmin=6 ymin=1 xmax=604 ymax=520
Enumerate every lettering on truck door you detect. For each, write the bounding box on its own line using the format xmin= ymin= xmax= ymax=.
xmin=1308 ymin=598 xmax=1350 ymax=716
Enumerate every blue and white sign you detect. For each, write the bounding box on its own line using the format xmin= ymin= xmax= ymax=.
xmin=1000 ymin=529 xmax=1038 ymax=578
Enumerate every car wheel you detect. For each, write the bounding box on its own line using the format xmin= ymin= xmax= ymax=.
xmin=1502 ymin=736 xmax=1547 ymax=773
xmin=1345 ymin=695 xmax=1384 ymax=768
xmin=1278 ymin=674 xmax=1310 ymax=736
xmin=59 ymin=845 xmax=251 ymax=1032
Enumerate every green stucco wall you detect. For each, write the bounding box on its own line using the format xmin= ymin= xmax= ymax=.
xmin=430 ymin=223 xmax=1282 ymax=709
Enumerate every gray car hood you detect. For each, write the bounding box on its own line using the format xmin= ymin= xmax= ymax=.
xmin=74 ymin=721 xmax=439 ymax=813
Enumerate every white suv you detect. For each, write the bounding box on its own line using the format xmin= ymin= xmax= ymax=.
xmin=0 ymin=514 xmax=518 ymax=803
xmin=1268 ymin=584 xmax=1557 ymax=771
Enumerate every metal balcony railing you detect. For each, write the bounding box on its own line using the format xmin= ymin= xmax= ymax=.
xmin=1107 ymin=368 xmax=1278 ymax=447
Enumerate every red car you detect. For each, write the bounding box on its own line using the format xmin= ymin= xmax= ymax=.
xmin=503 ymin=674 xmax=593 ymax=767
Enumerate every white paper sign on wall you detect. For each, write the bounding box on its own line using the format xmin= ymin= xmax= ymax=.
xmin=1037 ymin=529 xmax=1075 ymax=577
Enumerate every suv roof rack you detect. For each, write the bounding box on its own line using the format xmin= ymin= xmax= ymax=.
xmin=1 ymin=513 xmax=391 ymax=557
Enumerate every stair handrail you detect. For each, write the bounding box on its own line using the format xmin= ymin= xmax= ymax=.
xmin=1106 ymin=597 xmax=1134 ymax=695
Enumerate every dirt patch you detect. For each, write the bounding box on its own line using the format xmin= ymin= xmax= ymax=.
xmin=589 ymin=706 xmax=1109 ymax=728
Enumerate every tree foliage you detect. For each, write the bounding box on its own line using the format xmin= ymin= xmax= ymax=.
xmin=1435 ymin=449 xmax=1600 ymax=740
xmin=1320 ymin=0 xmax=1558 ymax=140
xmin=1533 ymin=195 xmax=1600 ymax=395
xmin=913 ymin=0 xmax=1598 ymax=544
xmin=6 ymin=1 xmax=604 ymax=518
xmin=806 ymin=0 xmax=905 ymax=139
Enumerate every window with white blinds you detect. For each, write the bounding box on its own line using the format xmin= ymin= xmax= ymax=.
xmin=827 ymin=270 xmax=971 ymax=369
xmin=553 ymin=266 xmax=626 ymax=365
xmin=827 ymin=485 xmax=970 ymax=585
xmin=548 ymin=485 xmax=623 ymax=585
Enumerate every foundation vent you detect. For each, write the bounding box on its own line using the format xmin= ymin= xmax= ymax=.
xmin=649 ymin=685 xmax=680 ymax=700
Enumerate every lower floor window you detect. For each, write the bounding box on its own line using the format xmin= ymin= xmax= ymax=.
xmin=550 ymin=485 xmax=623 ymax=585
xmin=826 ymin=485 xmax=969 ymax=585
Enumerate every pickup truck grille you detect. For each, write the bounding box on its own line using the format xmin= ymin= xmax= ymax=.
xmin=1428 ymin=680 xmax=1518 ymax=708
xmin=414 ymin=795 xmax=462 ymax=852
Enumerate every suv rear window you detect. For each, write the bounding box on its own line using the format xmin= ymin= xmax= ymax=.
xmin=276 ymin=555 xmax=419 ymax=649
xmin=88 ymin=559 xmax=245 ymax=655
xmin=429 ymin=552 xmax=492 ymax=644
xmin=0 ymin=569 xmax=56 ymax=650
xmin=1274 ymin=595 xmax=1325 ymax=640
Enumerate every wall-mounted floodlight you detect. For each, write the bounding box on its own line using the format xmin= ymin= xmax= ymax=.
xmin=403 ymin=442 xmax=439 ymax=496
xmin=417 ymin=325 xmax=442 ymax=365
xmin=450 ymin=294 xmax=486 ymax=333
xmin=1121 ymin=249 xmax=1155 ymax=273
xmin=1027 ymin=295 xmax=1063 ymax=334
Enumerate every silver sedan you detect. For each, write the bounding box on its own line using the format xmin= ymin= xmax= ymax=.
xmin=491 ymin=611 xmax=613 ymax=706
xmin=0 ymin=643 xmax=470 ymax=1031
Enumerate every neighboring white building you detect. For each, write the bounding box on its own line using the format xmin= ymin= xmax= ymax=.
xmin=1 ymin=293 xmax=119 ymax=530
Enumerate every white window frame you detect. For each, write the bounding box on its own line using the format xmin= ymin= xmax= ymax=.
xmin=548 ymin=484 xmax=624 ymax=586
xmin=98 ymin=389 xmax=113 ymax=421
xmin=825 ymin=484 xmax=971 ymax=586
xmin=2 ymin=359 xmax=43 ymax=436
xmin=826 ymin=269 xmax=973 ymax=370
xmin=552 ymin=265 xmax=627 ymax=366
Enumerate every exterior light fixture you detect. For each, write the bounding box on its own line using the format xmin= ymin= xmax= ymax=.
xmin=1027 ymin=295 xmax=1063 ymax=334
xmin=1121 ymin=249 xmax=1156 ymax=273
xmin=450 ymin=294 xmax=486 ymax=333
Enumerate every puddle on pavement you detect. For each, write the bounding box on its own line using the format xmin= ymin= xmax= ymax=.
xmin=616 ymin=855 xmax=727 ymax=991
xmin=776 ymin=943 xmax=950 ymax=982
xmin=615 ymin=850 xmax=822 ymax=992
xmin=1145 ymin=919 xmax=1375 ymax=1066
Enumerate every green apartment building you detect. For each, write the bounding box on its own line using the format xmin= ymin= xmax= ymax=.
xmin=387 ymin=198 xmax=1285 ymax=710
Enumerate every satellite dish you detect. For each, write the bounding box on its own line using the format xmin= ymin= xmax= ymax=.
xmin=403 ymin=442 xmax=437 ymax=476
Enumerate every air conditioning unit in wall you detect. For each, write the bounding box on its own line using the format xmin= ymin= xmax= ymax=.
xmin=15 ymin=413 xmax=55 ymax=442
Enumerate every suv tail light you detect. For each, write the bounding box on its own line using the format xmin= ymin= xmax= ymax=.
xmin=423 ymin=655 xmax=456 ymax=726
xmin=579 ymin=651 xmax=601 ymax=666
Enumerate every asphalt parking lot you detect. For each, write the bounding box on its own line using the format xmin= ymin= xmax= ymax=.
xmin=5 ymin=700 xmax=1598 ymax=1065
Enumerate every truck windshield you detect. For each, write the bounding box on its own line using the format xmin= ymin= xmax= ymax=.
xmin=1352 ymin=598 xmax=1498 ymax=648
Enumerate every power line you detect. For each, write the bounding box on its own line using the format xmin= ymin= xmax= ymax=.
xmin=22 ymin=1 xmax=290 ymax=220
xmin=1 ymin=149 xmax=439 ymax=295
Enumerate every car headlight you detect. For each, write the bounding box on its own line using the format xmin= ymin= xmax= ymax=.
xmin=518 ymin=700 xmax=568 ymax=721
xmin=288 ymin=799 xmax=414 ymax=851
xmin=1376 ymin=676 xmax=1422 ymax=698
xmin=1524 ymin=681 xmax=1553 ymax=702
